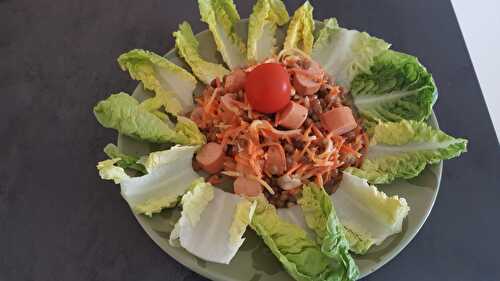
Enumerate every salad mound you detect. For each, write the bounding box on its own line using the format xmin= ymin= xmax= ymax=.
xmin=92 ymin=0 xmax=467 ymax=280
xmin=191 ymin=50 xmax=369 ymax=208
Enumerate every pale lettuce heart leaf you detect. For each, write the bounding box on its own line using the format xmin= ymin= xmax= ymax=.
xmin=170 ymin=180 xmax=255 ymax=264
xmin=283 ymin=1 xmax=314 ymax=54
xmin=251 ymin=198 xmax=359 ymax=281
xmin=247 ymin=0 xmax=289 ymax=63
xmin=119 ymin=145 xmax=200 ymax=216
xmin=97 ymin=158 xmax=130 ymax=184
xmin=93 ymin=93 xmax=203 ymax=145
xmin=175 ymin=116 xmax=206 ymax=146
xmin=351 ymin=50 xmax=437 ymax=125
xmin=103 ymin=143 xmax=146 ymax=174
xmin=332 ymin=172 xmax=410 ymax=254
xmin=174 ymin=21 xmax=230 ymax=84
xmin=198 ymin=0 xmax=247 ymax=69
xmin=312 ymin=18 xmax=390 ymax=90
xmin=118 ymin=49 xmax=197 ymax=114
xmin=346 ymin=120 xmax=468 ymax=184
xmin=297 ymin=184 xmax=359 ymax=279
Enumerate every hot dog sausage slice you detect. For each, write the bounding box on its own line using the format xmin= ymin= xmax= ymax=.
xmin=195 ymin=142 xmax=225 ymax=174
xmin=320 ymin=106 xmax=357 ymax=135
xmin=277 ymin=101 xmax=308 ymax=129
xmin=233 ymin=176 xmax=263 ymax=197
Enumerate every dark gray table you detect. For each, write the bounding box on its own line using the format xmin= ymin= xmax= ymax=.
xmin=1 ymin=0 xmax=499 ymax=280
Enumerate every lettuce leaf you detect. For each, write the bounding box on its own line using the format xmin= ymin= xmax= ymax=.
xmin=283 ymin=1 xmax=314 ymax=54
xmin=93 ymin=93 xmax=203 ymax=145
xmin=351 ymin=50 xmax=437 ymax=125
xmin=103 ymin=143 xmax=146 ymax=174
xmin=332 ymin=173 xmax=410 ymax=254
xmin=119 ymin=145 xmax=200 ymax=216
xmin=346 ymin=120 xmax=468 ymax=184
xmin=247 ymin=0 xmax=289 ymax=63
xmin=97 ymin=158 xmax=130 ymax=184
xmin=198 ymin=0 xmax=247 ymax=69
xmin=118 ymin=49 xmax=197 ymax=114
xmin=170 ymin=180 xmax=255 ymax=264
xmin=174 ymin=21 xmax=230 ymax=84
xmin=251 ymin=198 xmax=358 ymax=281
xmin=297 ymin=184 xmax=359 ymax=279
xmin=312 ymin=18 xmax=390 ymax=90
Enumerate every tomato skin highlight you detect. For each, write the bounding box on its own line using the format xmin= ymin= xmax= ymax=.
xmin=244 ymin=63 xmax=292 ymax=114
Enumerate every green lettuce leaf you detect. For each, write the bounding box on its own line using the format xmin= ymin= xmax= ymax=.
xmin=251 ymin=198 xmax=358 ymax=281
xmin=170 ymin=180 xmax=255 ymax=264
xmin=247 ymin=0 xmax=289 ymax=63
xmin=297 ymin=184 xmax=359 ymax=279
xmin=118 ymin=49 xmax=197 ymax=114
xmin=198 ymin=0 xmax=247 ymax=69
xmin=351 ymin=50 xmax=437 ymax=125
xmin=119 ymin=145 xmax=200 ymax=216
xmin=283 ymin=1 xmax=314 ymax=54
xmin=103 ymin=143 xmax=146 ymax=174
xmin=96 ymin=158 xmax=130 ymax=184
xmin=332 ymin=172 xmax=410 ymax=254
xmin=174 ymin=21 xmax=230 ymax=84
xmin=93 ymin=93 xmax=202 ymax=145
xmin=312 ymin=18 xmax=390 ymax=90
xmin=346 ymin=120 xmax=468 ymax=184
xmin=175 ymin=116 xmax=206 ymax=145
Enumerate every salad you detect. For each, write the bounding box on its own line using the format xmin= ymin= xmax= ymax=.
xmin=94 ymin=1 xmax=468 ymax=280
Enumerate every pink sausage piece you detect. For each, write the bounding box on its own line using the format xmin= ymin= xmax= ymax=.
xmin=264 ymin=145 xmax=287 ymax=176
xmin=195 ymin=142 xmax=225 ymax=174
xmin=320 ymin=106 xmax=358 ymax=135
xmin=190 ymin=107 xmax=205 ymax=126
xmin=224 ymin=69 xmax=247 ymax=93
xmin=277 ymin=101 xmax=308 ymax=129
xmin=233 ymin=176 xmax=263 ymax=197
xmin=292 ymin=73 xmax=321 ymax=96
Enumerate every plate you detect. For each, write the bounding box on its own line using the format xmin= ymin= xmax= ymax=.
xmin=117 ymin=20 xmax=442 ymax=281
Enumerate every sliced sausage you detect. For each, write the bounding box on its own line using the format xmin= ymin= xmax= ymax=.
xmin=233 ymin=176 xmax=263 ymax=197
xmin=320 ymin=106 xmax=357 ymax=135
xmin=224 ymin=69 xmax=246 ymax=93
xmin=190 ymin=107 xmax=205 ymax=127
xmin=264 ymin=145 xmax=287 ymax=176
xmin=293 ymin=73 xmax=321 ymax=96
xmin=196 ymin=142 xmax=225 ymax=174
xmin=277 ymin=101 xmax=308 ymax=129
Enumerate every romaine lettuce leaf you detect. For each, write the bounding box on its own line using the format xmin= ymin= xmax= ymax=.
xmin=346 ymin=120 xmax=468 ymax=184
xmin=351 ymin=50 xmax=437 ymax=125
xmin=297 ymin=184 xmax=359 ymax=279
xmin=332 ymin=173 xmax=410 ymax=254
xmin=118 ymin=49 xmax=197 ymax=114
xmin=174 ymin=21 xmax=230 ymax=84
xmin=103 ymin=143 xmax=146 ymax=174
xmin=119 ymin=145 xmax=200 ymax=216
xmin=283 ymin=1 xmax=314 ymax=54
xmin=170 ymin=180 xmax=254 ymax=264
xmin=247 ymin=0 xmax=289 ymax=63
xmin=175 ymin=116 xmax=206 ymax=146
xmin=251 ymin=198 xmax=359 ymax=281
xmin=93 ymin=93 xmax=202 ymax=145
xmin=97 ymin=158 xmax=130 ymax=184
xmin=312 ymin=18 xmax=390 ymax=90
xmin=198 ymin=0 xmax=247 ymax=69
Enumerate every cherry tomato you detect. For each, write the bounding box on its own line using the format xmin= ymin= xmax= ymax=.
xmin=244 ymin=63 xmax=291 ymax=113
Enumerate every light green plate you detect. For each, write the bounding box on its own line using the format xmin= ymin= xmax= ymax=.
xmin=117 ymin=20 xmax=442 ymax=281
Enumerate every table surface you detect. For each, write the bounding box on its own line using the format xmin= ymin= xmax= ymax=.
xmin=1 ymin=1 xmax=499 ymax=280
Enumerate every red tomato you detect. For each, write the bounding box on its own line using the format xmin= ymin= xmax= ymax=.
xmin=244 ymin=63 xmax=291 ymax=113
